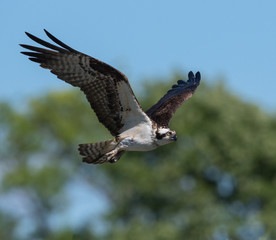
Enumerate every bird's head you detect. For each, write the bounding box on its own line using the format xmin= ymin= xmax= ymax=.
xmin=155 ymin=127 xmax=177 ymax=146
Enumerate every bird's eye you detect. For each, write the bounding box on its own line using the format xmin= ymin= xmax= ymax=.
xmin=166 ymin=132 xmax=172 ymax=136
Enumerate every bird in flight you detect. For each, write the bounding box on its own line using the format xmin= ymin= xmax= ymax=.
xmin=20 ymin=30 xmax=200 ymax=164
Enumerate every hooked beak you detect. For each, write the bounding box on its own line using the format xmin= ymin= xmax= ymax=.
xmin=171 ymin=134 xmax=177 ymax=141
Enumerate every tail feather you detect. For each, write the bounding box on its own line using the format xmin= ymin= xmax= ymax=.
xmin=79 ymin=140 xmax=111 ymax=158
xmin=82 ymin=155 xmax=108 ymax=164
xmin=78 ymin=139 xmax=124 ymax=164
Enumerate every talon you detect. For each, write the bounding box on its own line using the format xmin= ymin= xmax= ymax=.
xmin=109 ymin=158 xmax=117 ymax=163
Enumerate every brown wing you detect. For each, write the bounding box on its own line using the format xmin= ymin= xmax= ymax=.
xmin=146 ymin=71 xmax=201 ymax=127
xmin=20 ymin=29 xmax=151 ymax=136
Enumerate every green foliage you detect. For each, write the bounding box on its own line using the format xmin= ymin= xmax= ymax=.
xmin=0 ymin=75 xmax=275 ymax=240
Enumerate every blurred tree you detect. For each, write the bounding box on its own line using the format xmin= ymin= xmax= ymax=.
xmin=0 ymin=75 xmax=275 ymax=240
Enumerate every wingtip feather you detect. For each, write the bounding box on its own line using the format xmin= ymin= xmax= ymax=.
xmin=20 ymin=51 xmax=30 ymax=56
xmin=44 ymin=29 xmax=53 ymax=39
xmin=188 ymin=71 xmax=194 ymax=79
xmin=28 ymin=57 xmax=41 ymax=63
xmin=43 ymin=29 xmax=51 ymax=37
xmin=43 ymin=29 xmax=78 ymax=53
xmin=25 ymin=31 xmax=32 ymax=38
xmin=25 ymin=31 xmax=39 ymax=41
xmin=196 ymin=71 xmax=201 ymax=80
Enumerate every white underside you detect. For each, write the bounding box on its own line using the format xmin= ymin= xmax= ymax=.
xmin=118 ymin=122 xmax=158 ymax=151
xmin=119 ymin=136 xmax=157 ymax=151
xmin=117 ymin=123 xmax=173 ymax=152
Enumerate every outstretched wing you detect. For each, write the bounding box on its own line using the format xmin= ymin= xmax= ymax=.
xmin=20 ymin=30 xmax=151 ymax=136
xmin=146 ymin=71 xmax=200 ymax=127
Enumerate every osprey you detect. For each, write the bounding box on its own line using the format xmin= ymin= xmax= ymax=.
xmin=20 ymin=30 xmax=200 ymax=164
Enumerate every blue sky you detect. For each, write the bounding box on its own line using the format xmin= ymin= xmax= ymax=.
xmin=1 ymin=0 xmax=276 ymax=111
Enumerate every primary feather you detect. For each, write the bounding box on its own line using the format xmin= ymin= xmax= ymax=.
xmin=21 ymin=29 xmax=149 ymax=136
xmin=146 ymin=71 xmax=201 ymax=127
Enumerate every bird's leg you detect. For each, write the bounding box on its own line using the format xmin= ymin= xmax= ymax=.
xmin=107 ymin=140 xmax=129 ymax=163
xmin=105 ymin=148 xmax=120 ymax=163
xmin=105 ymin=137 xmax=131 ymax=163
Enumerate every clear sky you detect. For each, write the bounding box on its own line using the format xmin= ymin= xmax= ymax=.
xmin=1 ymin=0 xmax=276 ymax=111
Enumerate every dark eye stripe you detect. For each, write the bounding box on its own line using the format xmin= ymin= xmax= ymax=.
xmin=156 ymin=132 xmax=167 ymax=139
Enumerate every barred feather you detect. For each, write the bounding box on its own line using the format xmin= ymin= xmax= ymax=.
xmin=20 ymin=30 xmax=150 ymax=136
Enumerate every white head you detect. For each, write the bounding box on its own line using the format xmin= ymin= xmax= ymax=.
xmin=155 ymin=127 xmax=177 ymax=146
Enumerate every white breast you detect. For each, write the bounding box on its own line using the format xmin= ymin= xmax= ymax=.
xmin=118 ymin=122 xmax=157 ymax=151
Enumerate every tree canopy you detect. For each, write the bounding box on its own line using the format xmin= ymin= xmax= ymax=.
xmin=0 ymin=75 xmax=275 ymax=240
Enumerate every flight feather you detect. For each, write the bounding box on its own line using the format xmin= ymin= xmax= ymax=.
xmin=20 ymin=30 xmax=150 ymax=136
xmin=146 ymin=71 xmax=200 ymax=127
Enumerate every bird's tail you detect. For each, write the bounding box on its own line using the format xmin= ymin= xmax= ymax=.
xmin=78 ymin=139 xmax=124 ymax=164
